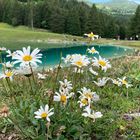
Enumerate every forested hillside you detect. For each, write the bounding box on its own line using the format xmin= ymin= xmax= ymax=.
xmin=0 ymin=0 xmax=139 ymax=38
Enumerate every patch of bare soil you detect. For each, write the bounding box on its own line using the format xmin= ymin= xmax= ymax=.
xmin=0 ymin=132 xmax=20 ymax=140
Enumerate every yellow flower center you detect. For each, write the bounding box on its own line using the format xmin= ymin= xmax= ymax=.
xmin=85 ymin=93 xmax=92 ymax=99
xmin=91 ymin=49 xmax=96 ymax=53
xmin=41 ymin=112 xmax=48 ymax=118
xmin=23 ymin=55 xmax=32 ymax=62
xmin=6 ymin=72 xmax=13 ymax=77
xmin=98 ymin=60 xmax=106 ymax=67
xmin=75 ymin=61 xmax=83 ymax=67
xmin=60 ymin=95 xmax=67 ymax=104
xmin=122 ymin=80 xmax=127 ymax=85
xmin=81 ymin=98 xmax=88 ymax=105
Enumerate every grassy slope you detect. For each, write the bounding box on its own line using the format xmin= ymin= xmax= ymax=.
xmin=0 ymin=23 xmax=84 ymax=49
xmin=0 ymin=23 xmax=140 ymax=49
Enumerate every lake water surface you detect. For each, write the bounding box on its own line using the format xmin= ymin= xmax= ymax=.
xmin=2 ymin=44 xmax=133 ymax=67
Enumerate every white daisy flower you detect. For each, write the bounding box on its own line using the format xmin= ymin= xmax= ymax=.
xmin=6 ymin=50 xmax=17 ymax=58
xmin=87 ymin=47 xmax=99 ymax=54
xmin=111 ymin=79 xmax=121 ymax=86
xmin=54 ymin=91 xmax=74 ymax=105
xmin=93 ymin=56 xmax=111 ymax=72
xmin=118 ymin=77 xmax=132 ymax=88
xmin=79 ymin=87 xmax=99 ymax=102
xmin=78 ymin=97 xmax=90 ymax=108
xmin=82 ymin=106 xmax=103 ymax=122
xmin=89 ymin=67 xmax=98 ymax=76
xmin=94 ymin=77 xmax=110 ymax=87
xmin=2 ymin=61 xmax=14 ymax=69
xmin=59 ymin=79 xmax=73 ymax=93
xmin=15 ymin=64 xmax=36 ymax=77
xmin=0 ymin=70 xmax=14 ymax=81
xmin=71 ymin=54 xmax=90 ymax=68
xmin=12 ymin=46 xmax=42 ymax=66
xmin=34 ymin=104 xmax=54 ymax=121
xmin=62 ymin=55 xmax=72 ymax=64
xmin=37 ymin=73 xmax=47 ymax=80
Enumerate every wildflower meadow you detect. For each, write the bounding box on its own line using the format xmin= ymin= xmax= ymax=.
xmin=0 ymin=46 xmax=140 ymax=140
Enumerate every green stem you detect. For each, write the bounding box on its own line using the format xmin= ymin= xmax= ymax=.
xmin=126 ymin=89 xmax=128 ymax=98
xmin=41 ymin=120 xmax=46 ymax=137
xmin=46 ymin=123 xmax=50 ymax=140
xmin=29 ymin=63 xmax=36 ymax=84
xmin=6 ymin=78 xmax=12 ymax=92
xmin=28 ymin=77 xmax=34 ymax=93
xmin=49 ymin=52 xmax=62 ymax=106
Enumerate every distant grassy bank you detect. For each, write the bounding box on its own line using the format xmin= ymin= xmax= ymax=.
xmin=0 ymin=23 xmax=140 ymax=49
xmin=94 ymin=39 xmax=140 ymax=49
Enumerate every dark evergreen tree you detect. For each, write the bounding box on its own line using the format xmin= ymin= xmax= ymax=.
xmin=130 ymin=5 xmax=140 ymax=36
xmin=66 ymin=8 xmax=81 ymax=35
xmin=119 ymin=26 xmax=126 ymax=40
xmin=48 ymin=7 xmax=66 ymax=33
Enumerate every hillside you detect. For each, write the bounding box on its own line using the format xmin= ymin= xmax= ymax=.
xmin=0 ymin=23 xmax=85 ymax=49
xmin=79 ymin=0 xmax=139 ymax=15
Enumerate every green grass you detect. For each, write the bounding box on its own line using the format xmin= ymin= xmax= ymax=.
xmin=0 ymin=23 xmax=140 ymax=49
xmin=93 ymin=39 xmax=140 ymax=49
xmin=0 ymin=23 xmax=85 ymax=49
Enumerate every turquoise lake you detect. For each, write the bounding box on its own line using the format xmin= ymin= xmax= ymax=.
xmin=1 ymin=44 xmax=134 ymax=67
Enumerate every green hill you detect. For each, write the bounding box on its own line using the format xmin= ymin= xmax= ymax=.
xmin=102 ymin=0 xmax=137 ymax=12
xmin=79 ymin=0 xmax=138 ymax=15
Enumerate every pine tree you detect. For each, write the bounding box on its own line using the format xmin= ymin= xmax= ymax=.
xmin=130 ymin=5 xmax=140 ymax=36
xmin=66 ymin=8 xmax=81 ymax=36
xmin=78 ymin=2 xmax=89 ymax=35
xmin=85 ymin=4 xmax=101 ymax=35
xmin=49 ymin=7 xmax=66 ymax=33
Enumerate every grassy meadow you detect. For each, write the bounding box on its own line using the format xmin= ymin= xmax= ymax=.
xmin=0 ymin=23 xmax=84 ymax=49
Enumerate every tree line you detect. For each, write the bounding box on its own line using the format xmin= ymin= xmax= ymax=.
xmin=0 ymin=0 xmax=139 ymax=39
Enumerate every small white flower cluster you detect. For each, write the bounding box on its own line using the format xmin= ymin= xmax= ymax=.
xmin=62 ymin=46 xmax=132 ymax=91
xmin=78 ymin=87 xmax=102 ymax=121
xmin=63 ymin=47 xmax=111 ymax=75
xmin=34 ymin=80 xmax=103 ymax=122
xmin=94 ymin=77 xmax=110 ymax=87
xmin=54 ymin=79 xmax=74 ymax=105
xmin=118 ymin=77 xmax=132 ymax=88
xmin=35 ymin=79 xmax=74 ymax=122
xmin=78 ymin=87 xmax=99 ymax=108
xmin=0 ymin=46 xmax=42 ymax=80
xmin=62 ymin=54 xmax=90 ymax=69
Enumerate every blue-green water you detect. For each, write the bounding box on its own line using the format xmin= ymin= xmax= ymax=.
xmin=1 ymin=44 xmax=133 ymax=67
